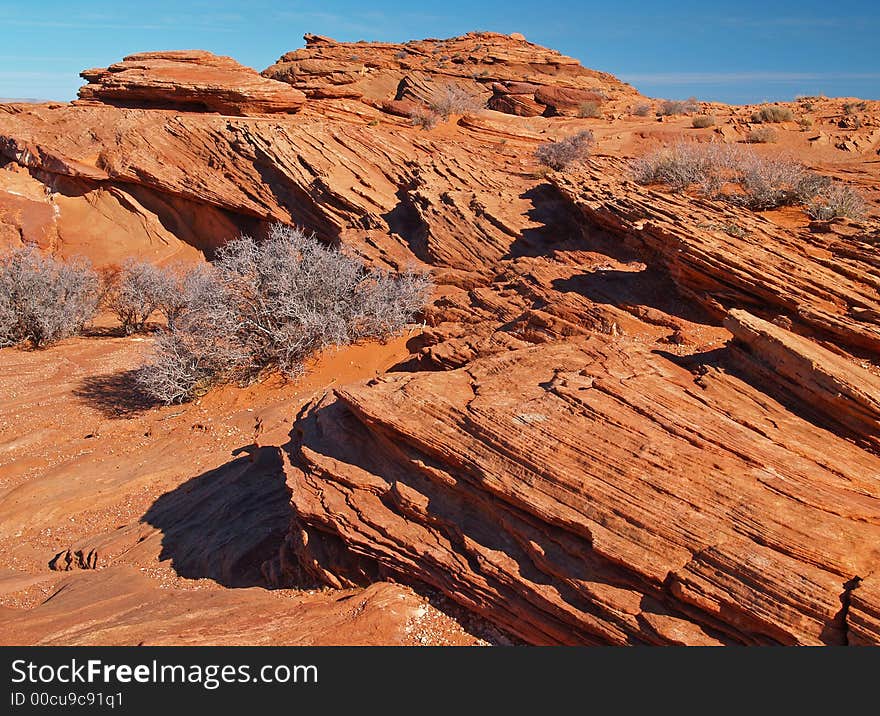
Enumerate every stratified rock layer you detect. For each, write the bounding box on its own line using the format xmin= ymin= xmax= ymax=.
xmin=1 ymin=31 xmax=879 ymax=646
xmin=77 ymin=51 xmax=306 ymax=115
xmin=262 ymin=32 xmax=637 ymax=116
xmin=277 ymin=333 xmax=880 ymax=645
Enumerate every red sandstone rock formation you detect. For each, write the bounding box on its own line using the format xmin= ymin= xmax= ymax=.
xmin=1 ymin=31 xmax=879 ymax=646
xmin=77 ymin=51 xmax=306 ymax=115
xmin=273 ymin=332 xmax=880 ymax=644
xmin=262 ymin=32 xmax=636 ymax=117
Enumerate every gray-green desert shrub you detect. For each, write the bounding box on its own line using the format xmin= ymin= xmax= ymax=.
xmin=0 ymin=245 xmax=98 ymax=348
xmin=135 ymin=225 xmax=433 ymax=403
xmin=751 ymin=105 xmax=794 ymax=123
xmin=631 ymin=141 xmax=857 ymax=213
xmin=535 ymin=130 xmax=594 ymax=171
xmin=806 ymin=183 xmax=867 ymax=221
xmin=691 ymin=115 xmax=716 ymax=128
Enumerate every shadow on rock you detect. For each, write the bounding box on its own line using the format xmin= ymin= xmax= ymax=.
xmin=141 ymin=445 xmax=292 ymax=588
xmin=73 ymin=369 xmax=160 ymax=419
xmin=552 ymin=265 xmax=714 ymax=325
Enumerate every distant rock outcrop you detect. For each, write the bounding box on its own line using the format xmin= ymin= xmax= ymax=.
xmin=76 ymin=50 xmax=306 ymax=115
xmin=262 ymin=31 xmax=636 ymax=117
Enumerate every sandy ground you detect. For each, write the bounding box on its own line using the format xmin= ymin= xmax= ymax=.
xmin=0 ymin=320 xmax=495 ymax=645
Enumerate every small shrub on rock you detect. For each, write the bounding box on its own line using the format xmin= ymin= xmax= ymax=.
xmin=806 ymin=183 xmax=867 ymax=221
xmin=659 ymin=98 xmax=699 ymax=116
xmin=577 ymin=101 xmax=602 ymax=118
xmin=692 ymin=115 xmax=716 ymax=128
xmin=732 ymin=153 xmax=829 ymax=210
xmin=746 ymin=127 xmax=778 ymax=143
xmin=632 ymin=103 xmax=651 ymax=117
xmin=429 ymin=84 xmax=483 ymax=117
xmin=751 ymin=105 xmax=794 ymax=123
xmin=0 ymin=245 xmax=98 ymax=348
xmin=136 ymin=225 xmax=433 ymax=403
xmin=631 ymin=141 xmax=739 ymax=194
xmin=409 ymin=105 xmax=440 ymax=129
xmin=631 ymin=141 xmax=848 ymax=214
xmin=535 ymin=130 xmax=594 ymax=171
xmin=797 ymin=116 xmax=813 ymax=131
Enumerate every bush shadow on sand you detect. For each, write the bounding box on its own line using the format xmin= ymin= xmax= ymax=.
xmin=73 ymin=369 xmax=161 ymax=419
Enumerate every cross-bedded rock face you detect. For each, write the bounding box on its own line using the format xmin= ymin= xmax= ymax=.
xmin=1 ymin=31 xmax=880 ymax=646
xmin=76 ymin=50 xmax=306 ymax=116
xmin=262 ymin=31 xmax=638 ymax=116
xmin=274 ymin=330 xmax=880 ymax=645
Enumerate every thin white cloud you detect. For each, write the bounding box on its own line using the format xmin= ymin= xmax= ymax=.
xmin=0 ymin=18 xmax=236 ymax=32
xmin=0 ymin=71 xmax=72 ymax=79
xmin=719 ymin=16 xmax=859 ymax=29
xmin=620 ymin=71 xmax=880 ymax=84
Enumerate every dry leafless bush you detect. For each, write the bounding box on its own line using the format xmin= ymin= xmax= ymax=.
xmin=0 ymin=291 xmax=14 ymax=346
xmin=631 ymin=141 xmax=849 ymax=213
xmin=351 ymin=267 xmax=433 ymax=339
xmin=104 ymin=259 xmax=175 ymax=334
xmin=577 ymin=101 xmax=602 ymax=118
xmin=806 ymin=183 xmax=868 ymax=221
xmin=134 ymin=299 xmax=248 ymax=404
xmin=692 ymin=115 xmax=716 ymax=128
xmin=409 ymin=105 xmax=440 ymax=129
xmin=0 ymin=245 xmax=98 ymax=348
xmin=659 ymin=98 xmax=700 ymax=116
xmin=732 ymin=153 xmax=830 ymax=210
xmin=150 ymin=262 xmax=217 ymax=330
xmin=751 ymin=105 xmax=794 ymax=123
xmin=632 ymin=103 xmax=652 ymax=117
xmin=535 ymin=130 xmax=594 ymax=171
xmin=631 ymin=141 xmax=740 ymax=194
xmin=429 ymin=84 xmax=483 ymax=117
xmin=136 ymin=224 xmax=432 ymax=403
xmin=746 ymin=126 xmax=778 ymax=144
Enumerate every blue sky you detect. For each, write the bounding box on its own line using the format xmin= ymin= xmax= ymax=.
xmin=1 ymin=0 xmax=878 ymax=104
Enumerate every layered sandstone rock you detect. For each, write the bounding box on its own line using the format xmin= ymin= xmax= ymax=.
xmin=273 ymin=334 xmax=880 ymax=645
xmin=77 ymin=51 xmax=306 ymax=115
xmin=1 ymin=31 xmax=879 ymax=646
xmin=550 ymin=158 xmax=880 ymax=354
xmin=263 ymin=31 xmax=637 ymax=117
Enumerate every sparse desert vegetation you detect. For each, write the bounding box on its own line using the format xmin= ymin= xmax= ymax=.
xmin=0 ymin=245 xmax=98 ymax=348
xmin=631 ymin=141 xmax=740 ymax=194
xmin=658 ymin=97 xmax=699 ymax=115
xmin=751 ymin=105 xmax=794 ymax=123
xmin=806 ymin=183 xmax=868 ymax=221
xmin=103 ymin=259 xmax=177 ymax=335
xmin=409 ymin=104 xmax=440 ymax=129
xmin=746 ymin=126 xmax=778 ymax=143
xmin=0 ymin=226 xmax=432 ymax=405
xmin=577 ymin=100 xmax=602 ymax=118
xmin=429 ymin=83 xmax=483 ymax=117
xmin=692 ymin=115 xmax=716 ymax=128
xmin=136 ymin=224 xmax=432 ymax=403
xmin=632 ymin=140 xmax=865 ymax=214
xmin=535 ymin=130 xmax=594 ymax=171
